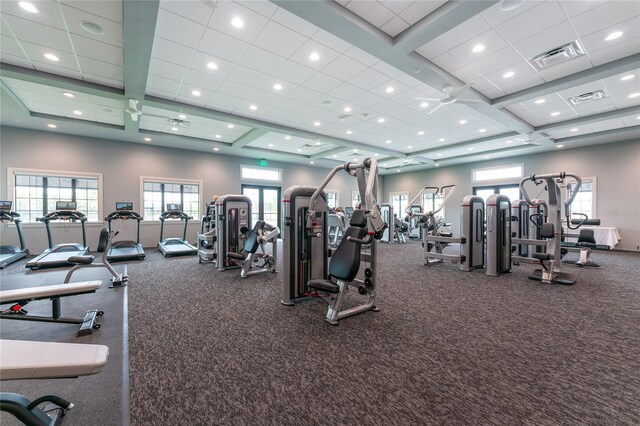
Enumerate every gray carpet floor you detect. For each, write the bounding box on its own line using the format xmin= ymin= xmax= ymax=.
xmin=126 ymin=242 xmax=640 ymax=425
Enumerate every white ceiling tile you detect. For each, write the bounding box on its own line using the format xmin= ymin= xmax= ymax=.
xmin=557 ymin=0 xmax=609 ymax=19
xmin=23 ymin=100 xmax=64 ymax=115
xmin=70 ymin=34 xmax=123 ymax=66
xmin=239 ymin=0 xmax=279 ymax=19
xmin=571 ymin=1 xmax=640 ymax=38
xmin=327 ymin=83 xmax=366 ymax=101
xmin=321 ymin=55 xmax=368 ymax=81
xmin=290 ymin=39 xmax=341 ymax=70
xmin=182 ymin=68 xmax=226 ymax=91
xmin=497 ymin=73 xmax=546 ymax=95
xmin=345 ymin=1 xmax=394 ymax=28
xmin=0 ymin=35 xmax=26 ymax=58
xmin=60 ymin=5 xmax=123 ymax=47
xmin=148 ymin=57 xmax=188 ymax=81
xmin=2 ymin=0 xmax=67 ymax=29
xmin=3 ymin=15 xmax=73 ymax=52
xmin=301 ymin=72 xmax=343 ymax=94
xmin=622 ymin=115 xmax=640 ymax=126
xmin=247 ymin=89 xmax=286 ymax=106
xmin=275 ymin=97 xmax=306 ymax=113
xmin=397 ymin=0 xmax=447 ymax=26
xmin=570 ymin=99 xmax=616 ymax=116
xmin=207 ymin=1 xmax=269 ymax=44
xmin=343 ymin=46 xmax=379 ymax=67
xmin=217 ymin=80 xmax=255 ymax=99
xmin=347 ymin=67 xmax=390 ymax=91
xmin=429 ymin=14 xmax=492 ymax=51
xmin=226 ymin=64 xmax=270 ymax=88
xmin=285 ymin=85 xmax=322 ymax=103
xmin=431 ymin=52 xmax=466 ymax=72
xmin=206 ymin=92 xmax=245 ymax=110
xmin=448 ymin=29 xmax=510 ymax=64
xmin=270 ymin=7 xmax=318 ymax=37
xmin=495 ymin=2 xmax=566 ymax=45
xmin=480 ymin=0 xmax=540 ymax=27
xmin=189 ymin=51 xmax=235 ymax=79
xmin=557 ymin=80 xmax=606 ymax=100
xmin=379 ymin=16 xmax=410 ymax=37
xmin=252 ymin=20 xmax=308 ymax=58
xmin=512 ymin=22 xmax=578 ymax=60
xmin=83 ymin=73 xmax=123 ymax=90
xmin=238 ymin=45 xmax=287 ymax=75
xmin=371 ymin=60 xmax=404 ymax=78
xmin=351 ymin=91 xmax=385 ymax=108
xmin=312 ymin=28 xmax=352 ymax=53
xmin=581 ymin=17 xmax=640 ymax=58
xmin=378 ymin=1 xmax=413 ymax=15
xmin=414 ymin=40 xmax=448 ymax=60
xmin=273 ymin=60 xmax=316 ymax=85
xmin=537 ymin=55 xmax=593 ymax=82
xmin=145 ymin=87 xmax=176 ymax=100
xmin=450 ymin=66 xmax=482 ymax=83
xmin=61 ymin=0 xmax=123 ymax=24
xmin=159 ymin=0 xmax=214 ymax=25
xmin=198 ymin=28 xmax=249 ymax=63
xmin=151 ymin=36 xmax=195 ymax=66
xmin=483 ymin=61 xmax=538 ymax=87
xmin=467 ymin=47 xmax=524 ymax=75
xmin=77 ymin=56 xmax=123 ymax=81
xmin=20 ymin=40 xmax=79 ymax=69
xmin=588 ymin=118 xmax=625 ymax=132
xmin=155 ymin=8 xmax=205 ymax=48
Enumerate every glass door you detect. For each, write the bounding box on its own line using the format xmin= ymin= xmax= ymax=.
xmin=474 ymin=184 xmax=520 ymax=203
xmin=241 ymin=185 xmax=281 ymax=230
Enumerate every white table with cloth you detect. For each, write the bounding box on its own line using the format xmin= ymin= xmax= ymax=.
xmin=564 ymin=226 xmax=621 ymax=249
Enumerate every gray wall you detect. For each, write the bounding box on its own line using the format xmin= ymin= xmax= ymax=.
xmin=382 ymin=139 xmax=640 ymax=252
xmin=0 ymin=126 xmax=362 ymax=253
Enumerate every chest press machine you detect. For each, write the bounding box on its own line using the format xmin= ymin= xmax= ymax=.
xmin=226 ymin=220 xmax=279 ymax=277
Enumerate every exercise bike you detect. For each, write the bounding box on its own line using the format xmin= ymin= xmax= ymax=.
xmin=65 ymin=228 xmax=128 ymax=287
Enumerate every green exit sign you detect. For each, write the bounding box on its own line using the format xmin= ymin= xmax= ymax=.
xmin=258 ymin=159 xmax=268 ymax=167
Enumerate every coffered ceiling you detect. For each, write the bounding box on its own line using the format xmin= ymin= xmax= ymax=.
xmin=1 ymin=0 xmax=639 ymax=174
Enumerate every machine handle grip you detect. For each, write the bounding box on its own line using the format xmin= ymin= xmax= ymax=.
xmin=347 ymin=234 xmax=373 ymax=244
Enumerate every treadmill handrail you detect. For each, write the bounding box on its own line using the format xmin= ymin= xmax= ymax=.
xmin=105 ymin=211 xmax=143 ymax=221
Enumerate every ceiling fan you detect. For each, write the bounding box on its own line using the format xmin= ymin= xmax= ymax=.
xmin=415 ymin=81 xmax=481 ymax=115
xmin=516 ymin=132 xmax=553 ymax=146
xmin=125 ymin=99 xmax=184 ymax=124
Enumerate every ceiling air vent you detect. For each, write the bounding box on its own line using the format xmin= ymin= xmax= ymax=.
xmin=530 ymin=41 xmax=585 ymax=70
xmin=568 ymin=90 xmax=607 ymax=105
xmin=167 ymin=118 xmax=190 ymax=128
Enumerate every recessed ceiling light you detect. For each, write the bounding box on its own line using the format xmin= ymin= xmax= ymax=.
xmin=297 ymin=149 xmax=302 ymax=152
xmin=377 ymin=117 xmax=385 ymax=123
xmin=468 ymin=147 xmax=474 ymax=151
xmin=344 ymin=106 xmax=352 ymax=113
xmin=385 ymin=140 xmax=392 ymax=144
xmin=273 ymin=83 xmax=283 ymax=91
xmin=505 ymin=140 xmax=513 ymax=144
xmin=550 ymin=112 xmax=560 ymax=116
xmin=227 ymin=124 xmax=234 ymax=128
xmin=178 ymin=114 xmax=187 ymax=119
xmin=396 ymin=170 xmax=401 ymax=173
xmin=459 ymin=119 xmax=467 ymax=125
xmin=478 ymin=128 xmax=486 ymax=133
xmin=407 ymin=145 xmax=413 ymax=149
xmin=268 ymin=144 xmax=274 ymax=147
xmin=418 ymin=131 xmax=424 ymax=135
xmin=144 ymin=137 xmax=151 ymax=142
xmin=500 ymin=0 xmax=525 ymax=11
xmin=353 ymin=158 xmax=358 ymax=162
xmin=628 ymin=92 xmax=640 ymax=98
xmin=313 ymin=121 xmax=321 ymax=126
xmin=637 ymin=115 xmax=640 ymax=120
xmin=333 ymin=154 xmax=337 ymax=158
xmin=214 ymin=147 xmax=220 ymax=151
xmin=73 ymin=110 xmax=82 ymax=115
xmin=385 ymin=86 xmax=394 ymax=93
xmin=353 ymin=149 xmax=358 ymax=153
xmin=63 ymin=92 xmax=75 ymax=98
xmin=485 ymin=156 xmax=491 ymax=159
xmin=383 ymin=163 xmax=388 ymax=167
xmin=18 ymin=2 xmax=38 ymax=13
xmin=250 ymin=105 xmax=258 ymax=110
xmin=472 ymin=44 xmax=485 ymax=53
xmin=420 ymin=102 xmax=429 ymax=108
xmin=437 ymin=153 xmax=442 ymax=156
xmin=502 ymin=71 xmax=515 ymax=79
xmin=346 ymin=130 xmax=353 ymax=135
xmin=215 ymin=134 xmax=221 ymax=138
xmin=570 ymin=128 xmax=578 ymax=132
xmin=316 ymin=141 xmax=322 ymax=146
xmin=439 ymin=138 xmax=445 ymax=142
xmin=309 ymin=161 xmax=315 ymax=164
xmin=231 ymin=17 xmax=244 ymax=28
xmin=80 ymin=21 xmax=104 ymax=35
xmin=556 ymin=144 xmax=564 ymax=148
xmin=191 ymin=90 xmax=201 ymax=96
xmin=435 ymin=163 xmax=440 ymax=167
xmin=285 ymin=135 xmax=291 ymax=140
xmin=44 ymin=53 xmax=60 ymax=62
xmin=605 ymin=31 xmax=623 ymax=41
xmin=171 ymin=127 xmax=178 ymax=131
xmin=207 ymin=61 xmax=218 ymax=70
xmin=309 ymin=52 xmax=320 ymax=61
xmin=619 ymin=74 xmax=634 ymax=82
xmin=374 ymin=153 xmax=379 ymax=157
xmin=47 ymin=123 xmax=57 ymax=128
xmin=534 ymin=98 xmax=546 ymax=104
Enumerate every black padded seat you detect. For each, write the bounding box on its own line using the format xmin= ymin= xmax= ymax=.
xmin=226 ymin=252 xmax=245 ymax=260
xmin=577 ymin=229 xmax=597 ymax=247
xmin=540 ymin=223 xmax=555 ymax=239
xmin=439 ymin=232 xmax=453 ymax=238
xmin=67 ymin=255 xmax=95 ymax=265
xmin=532 ymin=253 xmax=554 ymax=261
xmin=243 ymin=221 xmax=265 ymax=254
xmin=308 ymin=279 xmax=340 ymax=294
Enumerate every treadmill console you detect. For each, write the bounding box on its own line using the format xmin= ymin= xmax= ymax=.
xmin=167 ymin=203 xmax=182 ymax=212
xmin=0 ymin=201 xmax=11 ymax=212
xmin=116 ymin=202 xmax=133 ymax=211
xmin=56 ymin=201 xmax=77 ymax=211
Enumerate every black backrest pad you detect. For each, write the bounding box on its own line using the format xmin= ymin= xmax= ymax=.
xmin=540 ymin=223 xmax=555 ymax=239
xmin=243 ymin=221 xmax=265 ymax=253
xmin=97 ymin=227 xmax=109 ymax=252
xmin=329 ymin=226 xmax=367 ymax=281
xmin=578 ymin=229 xmax=596 ymax=244
xmin=350 ymin=209 xmax=367 ymax=227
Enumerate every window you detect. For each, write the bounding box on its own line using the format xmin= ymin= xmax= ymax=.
xmin=474 ymin=185 xmax=520 ymax=206
xmin=390 ymin=192 xmax=408 ymax=217
xmin=9 ymin=168 xmax=102 ymax=223
xmin=566 ymin=177 xmax=596 ymax=220
xmin=240 ymin=165 xmax=282 ymax=182
xmin=472 ymin=163 xmax=523 ymax=183
xmin=326 ymin=190 xmax=338 ymax=209
xmin=351 ymin=191 xmax=361 ymax=209
xmin=423 ymin=190 xmax=445 ymax=218
xmin=141 ymin=177 xmax=201 ymax=220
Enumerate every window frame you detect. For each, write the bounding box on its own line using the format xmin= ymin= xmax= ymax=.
xmin=139 ymin=176 xmax=203 ymax=223
xmin=389 ymin=191 xmax=409 ymax=216
xmin=423 ymin=189 xmax=446 ymax=217
xmin=325 ymin=189 xmax=339 ymax=209
xmin=351 ymin=190 xmax=362 ymax=209
xmin=240 ymin=164 xmax=283 ymax=183
xmin=471 ymin=163 xmax=524 ymax=186
xmin=564 ymin=176 xmax=597 ymax=220
xmin=7 ymin=167 xmax=103 ymax=225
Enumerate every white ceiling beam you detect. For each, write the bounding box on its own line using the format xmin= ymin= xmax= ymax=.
xmin=492 ymin=54 xmax=640 ymax=108
xmin=394 ymin=1 xmax=499 ymax=54
xmin=553 ymin=125 xmax=640 ymax=144
xmin=439 ymin=144 xmax=538 ymax=162
xmin=232 ymin=128 xmax=268 ymax=148
xmin=535 ymin=105 xmax=640 ymax=132
xmin=0 ymin=80 xmax=30 ymax=115
xmin=310 ymin=146 xmax=351 ymax=160
xmin=408 ymin=131 xmax=522 ymax=157
xmin=30 ymin=112 xmax=124 ymax=131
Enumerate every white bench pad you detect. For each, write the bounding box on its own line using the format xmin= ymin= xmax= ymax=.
xmin=0 ymin=339 xmax=109 ymax=380
xmin=0 ymin=281 xmax=102 ymax=305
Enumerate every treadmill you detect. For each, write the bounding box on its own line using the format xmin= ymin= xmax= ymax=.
xmin=158 ymin=203 xmax=197 ymax=257
xmin=103 ymin=202 xmax=145 ymax=261
xmin=0 ymin=201 xmax=29 ymax=269
xmin=25 ymin=201 xmax=89 ymax=270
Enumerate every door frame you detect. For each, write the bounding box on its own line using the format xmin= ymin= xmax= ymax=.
xmin=473 ymin=184 xmax=520 ymax=198
xmin=241 ymin=184 xmax=282 ymax=229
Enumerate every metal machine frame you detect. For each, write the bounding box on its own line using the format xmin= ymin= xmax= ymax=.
xmin=214 ymin=195 xmax=251 ymax=271
xmin=0 ymin=201 xmax=29 ymax=269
